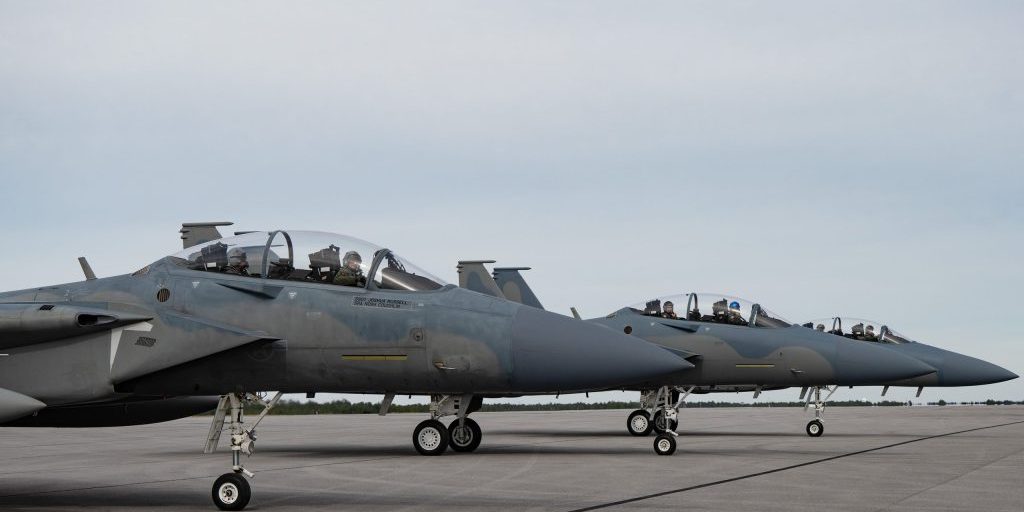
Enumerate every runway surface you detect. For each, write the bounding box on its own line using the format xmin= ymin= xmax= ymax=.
xmin=1 ymin=406 xmax=1022 ymax=511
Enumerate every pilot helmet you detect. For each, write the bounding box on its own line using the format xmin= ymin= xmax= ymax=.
xmin=343 ymin=251 xmax=362 ymax=267
xmin=729 ymin=301 xmax=741 ymax=310
xmin=227 ymin=248 xmax=248 ymax=263
xmin=664 ymin=301 xmax=674 ymax=310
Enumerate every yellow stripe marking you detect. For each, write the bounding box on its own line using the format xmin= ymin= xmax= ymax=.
xmin=342 ymin=355 xmax=408 ymax=361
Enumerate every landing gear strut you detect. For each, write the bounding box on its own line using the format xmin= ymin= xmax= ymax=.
xmin=802 ymin=385 xmax=836 ymax=437
xmin=205 ymin=391 xmax=282 ymax=511
xmin=410 ymin=394 xmax=482 ymax=455
xmin=627 ymin=386 xmax=694 ymax=455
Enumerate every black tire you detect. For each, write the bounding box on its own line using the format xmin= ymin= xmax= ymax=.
xmin=652 ymin=410 xmax=678 ymax=433
xmin=627 ymin=410 xmax=653 ymax=436
xmin=212 ymin=473 xmax=251 ymax=511
xmin=448 ymin=418 xmax=483 ymax=452
xmin=653 ymin=433 xmax=677 ymax=456
xmin=806 ymin=419 xmax=824 ymax=437
xmin=413 ymin=419 xmax=449 ymax=455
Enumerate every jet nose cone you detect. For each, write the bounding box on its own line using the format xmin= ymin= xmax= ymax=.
xmin=834 ymin=340 xmax=936 ymax=385
xmin=940 ymin=354 xmax=1019 ymax=386
xmin=509 ymin=307 xmax=693 ymax=392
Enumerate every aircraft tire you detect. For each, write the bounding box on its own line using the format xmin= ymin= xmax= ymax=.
xmin=627 ymin=410 xmax=653 ymax=436
xmin=653 ymin=434 xmax=677 ymax=456
xmin=652 ymin=410 xmax=678 ymax=433
xmin=448 ymin=418 xmax=482 ymax=452
xmin=806 ymin=419 xmax=824 ymax=437
xmin=413 ymin=419 xmax=449 ymax=455
xmin=212 ymin=473 xmax=251 ymax=511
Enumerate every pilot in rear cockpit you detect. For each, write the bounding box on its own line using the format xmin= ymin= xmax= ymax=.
xmin=224 ymin=249 xmax=250 ymax=276
xmin=333 ymin=251 xmax=367 ymax=287
xmin=662 ymin=301 xmax=678 ymax=319
xmin=727 ymin=301 xmax=745 ymax=325
xmin=864 ymin=324 xmax=878 ymax=341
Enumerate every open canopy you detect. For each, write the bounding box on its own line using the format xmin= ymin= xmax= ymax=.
xmin=166 ymin=230 xmax=446 ymax=292
xmin=626 ymin=293 xmax=791 ymax=328
xmin=803 ymin=317 xmax=915 ymax=344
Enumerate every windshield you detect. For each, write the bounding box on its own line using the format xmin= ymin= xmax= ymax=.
xmin=168 ymin=230 xmax=446 ymax=291
xmin=804 ymin=317 xmax=916 ymax=344
xmin=627 ymin=293 xmax=791 ymax=328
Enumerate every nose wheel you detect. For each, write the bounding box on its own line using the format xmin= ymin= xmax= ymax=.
xmin=653 ymin=433 xmax=677 ymax=455
xmin=212 ymin=473 xmax=251 ymax=511
xmin=806 ymin=419 xmax=824 ymax=437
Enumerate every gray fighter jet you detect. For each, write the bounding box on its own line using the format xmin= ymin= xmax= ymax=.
xmin=0 ymin=224 xmax=692 ymax=511
xmin=460 ymin=264 xmax=938 ymax=454
xmin=805 ymin=317 xmax=1018 ymax=391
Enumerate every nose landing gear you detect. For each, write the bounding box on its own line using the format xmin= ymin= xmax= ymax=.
xmin=802 ymin=385 xmax=836 ymax=437
xmin=205 ymin=391 xmax=282 ymax=511
xmin=626 ymin=386 xmax=694 ymax=455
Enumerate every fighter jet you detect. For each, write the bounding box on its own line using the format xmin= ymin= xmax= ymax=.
xmin=805 ymin=317 xmax=1018 ymax=392
xmin=460 ymin=264 xmax=938 ymax=453
xmin=0 ymin=223 xmax=692 ymax=511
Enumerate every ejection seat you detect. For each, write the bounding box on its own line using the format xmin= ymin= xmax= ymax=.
xmin=307 ymin=244 xmax=342 ymax=283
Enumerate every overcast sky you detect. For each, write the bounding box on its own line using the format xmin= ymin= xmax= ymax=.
xmin=1 ymin=1 xmax=1021 ymax=405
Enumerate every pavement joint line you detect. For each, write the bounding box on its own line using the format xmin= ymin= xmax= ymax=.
xmin=565 ymin=419 xmax=1024 ymax=512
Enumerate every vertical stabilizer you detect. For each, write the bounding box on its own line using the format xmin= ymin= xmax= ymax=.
xmin=457 ymin=260 xmax=505 ymax=299
xmin=180 ymin=222 xmax=233 ymax=249
xmin=492 ymin=267 xmax=545 ymax=310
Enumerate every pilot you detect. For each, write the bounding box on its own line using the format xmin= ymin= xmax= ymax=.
xmin=864 ymin=324 xmax=878 ymax=341
xmin=224 ymin=249 xmax=250 ymax=276
xmin=334 ymin=251 xmax=367 ymax=287
xmin=662 ymin=301 xmax=678 ymax=319
xmin=727 ymin=301 xmax=745 ymax=325
xmin=816 ymin=324 xmax=825 ymax=332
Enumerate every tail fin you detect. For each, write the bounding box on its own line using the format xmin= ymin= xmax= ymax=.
xmin=180 ymin=222 xmax=233 ymax=249
xmin=492 ymin=267 xmax=544 ymax=310
xmin=456 ymin=260 xmax=505 ymax=299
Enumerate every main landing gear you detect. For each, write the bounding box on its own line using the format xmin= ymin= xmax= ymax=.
xmin=801 ymin=385 xmax=836 ymax=437
xmin=407 ymin=394 xmax=483 ymax=455
xmin=625 ymin=386 xmax=694 ymax=455
xmin=205 ymin=391 xmax=282 ymax=511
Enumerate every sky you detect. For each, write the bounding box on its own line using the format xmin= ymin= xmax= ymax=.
xmin=1 ymin=1 xmax=1022 ymax=406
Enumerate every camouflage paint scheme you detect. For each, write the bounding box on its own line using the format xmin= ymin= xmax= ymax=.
xmin=0 ymin=226 xmax=692 ymax=427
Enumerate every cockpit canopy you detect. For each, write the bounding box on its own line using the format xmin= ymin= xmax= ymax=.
xmin=803 ymin=317 xmax=915 ymax=344
xmin=166 ymin=230 xmax=446 ymax=292
xmin=627 ymin=293 xmax=791 ymax=328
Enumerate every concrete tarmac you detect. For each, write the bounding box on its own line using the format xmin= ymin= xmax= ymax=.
xmin=1 ymin=406 xmax=1022 ymax=511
